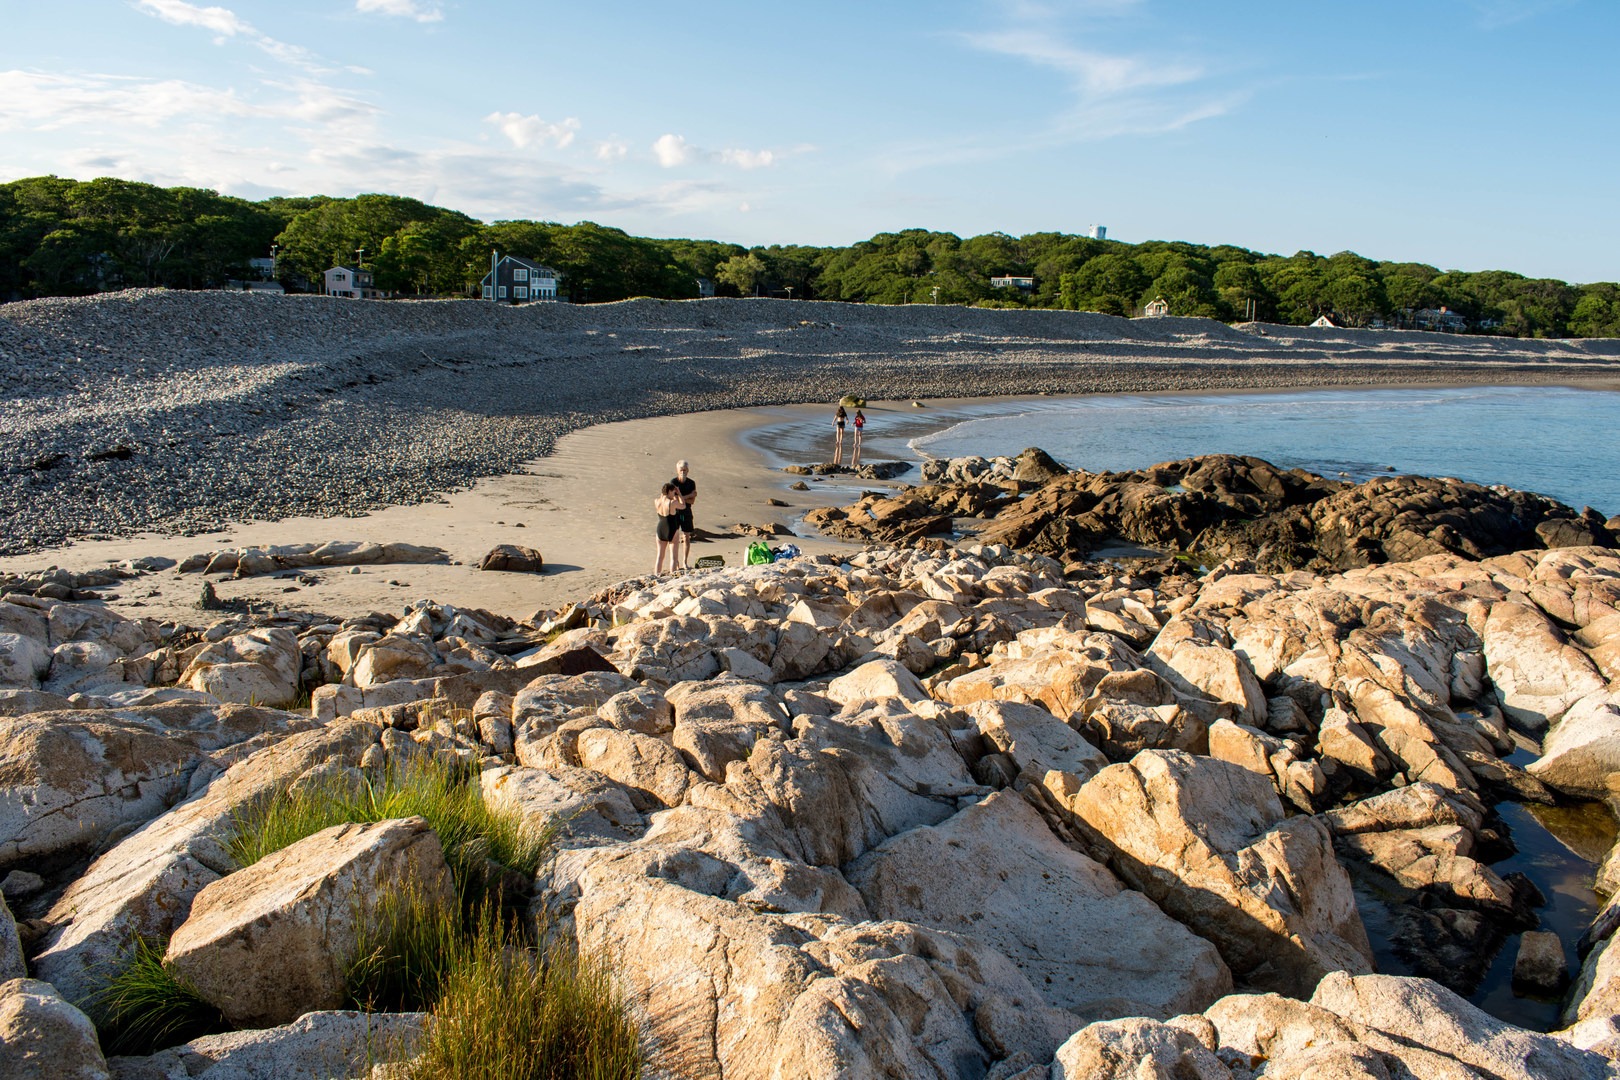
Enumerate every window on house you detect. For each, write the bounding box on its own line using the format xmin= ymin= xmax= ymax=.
xmin=483 ymin=286 xmax=493 ymax=299
xmin=498 ymin=286 xmax=507 ymax=298
xmin=514 ymin=268 xmax=528 ymax=281
xmin=514 ymin=286 xmax=528 ymax=299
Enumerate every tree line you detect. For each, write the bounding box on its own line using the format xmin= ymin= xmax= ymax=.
xmin=3 ymin=175 xmax=1617 ymax=338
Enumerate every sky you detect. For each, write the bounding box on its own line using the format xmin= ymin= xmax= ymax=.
xmin=2 ymin=0 xmax=1617 ymax=283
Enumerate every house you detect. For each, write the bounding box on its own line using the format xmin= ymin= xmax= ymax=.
xmin=1142 ymin=296 xmax=1170 ymax=317
xmin=695 ymin=276 xmax=716 ymax=298
xmin=480 ymin=255 xmax=562 ymax=303
xmin=990 ymin=275 xmax=1035 ymax=292
xmin=247 ymin=257 xmax=277 ymax=280
xmin=1310 ymin=314 xmax=1337 ymax=328
xmin=1412 ymin=306 xmax=1468 ymax=333
xmin=324 ymin=265 xmax=384 ymax=299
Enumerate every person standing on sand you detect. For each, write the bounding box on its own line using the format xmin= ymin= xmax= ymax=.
xmin=653 ymin=482 xmax=684 ymax=575
xmin=832 ymin=405 xmax=847 ymax=466
xmin=670 ymin=459 xmax=697 ymax=570
xmin=851 ymin=409 xmax=866 ymax=468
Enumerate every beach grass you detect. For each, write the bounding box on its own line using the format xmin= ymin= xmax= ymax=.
xmin=94 ymin=936 xmax=229 ymax=1057
xmin=225 ymin=750 xmax=554 ymax=903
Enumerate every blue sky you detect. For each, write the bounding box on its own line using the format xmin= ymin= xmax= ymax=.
xmin=3 ymin=0 xmax=1615 ymax=282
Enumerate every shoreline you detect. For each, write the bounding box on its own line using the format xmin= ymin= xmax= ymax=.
xmin=5 ymin=374 xmax=1620 ymax=623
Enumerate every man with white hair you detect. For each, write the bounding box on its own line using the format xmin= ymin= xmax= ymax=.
xmin=670 ymin=459 xmax=697 ymax=570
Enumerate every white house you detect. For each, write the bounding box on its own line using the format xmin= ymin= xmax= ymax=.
xmin=1310 ymin=314 xmax=1337 ymax=328
xmin=324 ymin=265 xmax=384 ymax=299
xmin=1141 ymin=296 xmax=1170 ymax=317
xmin=990 ymin=275 xmax=1035 ymax=292
xmin=480 ymin=255 xmax=562 ymax=303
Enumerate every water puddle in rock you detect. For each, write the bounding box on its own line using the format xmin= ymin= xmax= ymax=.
xmin=1355 ymin=782 xmax=1615 ymax=1031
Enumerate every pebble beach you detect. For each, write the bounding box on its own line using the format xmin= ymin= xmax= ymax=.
xmin=6 ymin=288 xmax=1620 ymax=558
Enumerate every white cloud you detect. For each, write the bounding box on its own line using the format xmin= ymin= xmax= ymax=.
xmin=135 ymin=0 xmax=251 ymax=36
xmin=718 ymin=148 xmax=774 ymax=169
xmin=0 ymin=70 xmax=250 ymax=132
xmin=485 ymin=111 xmax=580 ymax=149
xmin=355 ymin=0 xmax=445 ymax=23
xmin=135 ymin=0 xmax=337 ymax=73
xmin=968 ymin=29 xmax=1201 ymax=96
xmin=654 ymin=135 xmax=777 ymax=170
xmin=595 ymin=140 xmax=629 ymax=161
xmin=652 ymin=133 xmax=693 ymax=168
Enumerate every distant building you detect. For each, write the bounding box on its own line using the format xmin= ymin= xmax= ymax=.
xmin=247 ymin=257 xmax=277 ymax=280
xmin=1412 ymin=306 xmax=1468 ymax=333
xmin=695 ymin=276 xmax=716 ymax=298
xmin=1142 ymin=296 xmax=1170 ymax=317
xmin=480 ymin=255 xmax=562 ymax=303
xmin=1310 ymin=314 xmax=1337 ymax=328
xmin=1087 ymin=224 xmax=1107 ymax=240
xmin=990 ymin=275 xmax=1035 ymax=292
xmin=324 ymin=265 xmax=384 ymax=299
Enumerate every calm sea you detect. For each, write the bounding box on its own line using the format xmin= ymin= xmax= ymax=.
xmin=909 ymin=386 xmax=1620 ymax=517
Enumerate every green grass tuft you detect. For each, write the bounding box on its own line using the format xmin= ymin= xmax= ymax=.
xmin=94 ymin=936 xmax=229 ymax=1056
xmin=226 ymin=752 xmax=555 ymax=902
xmin=405 ymin=904 xmax=642 ymax=1080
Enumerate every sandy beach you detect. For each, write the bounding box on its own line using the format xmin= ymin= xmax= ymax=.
xmin=6 ymin=291 xmax=1620 ymax=623
xmin=6 ymin=379 xmax=1619 ymax=625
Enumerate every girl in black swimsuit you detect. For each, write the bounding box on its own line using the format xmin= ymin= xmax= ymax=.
xmin=833 ymin=405 xmax=847 ymax=465
xmin=654 ymin=482 xmax=685 ymax=574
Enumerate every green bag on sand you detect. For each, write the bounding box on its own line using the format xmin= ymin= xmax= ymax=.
xmin=746 ymin=541 xmax=774 ymax=565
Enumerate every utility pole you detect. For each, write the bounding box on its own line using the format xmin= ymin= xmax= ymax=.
xmin=269 ymin=243 xmax=278 ymax=280
xmin=355 ymin=247 xmax=365 ymax=267
xmin=490 ymin=249 xmax=498 ymax=302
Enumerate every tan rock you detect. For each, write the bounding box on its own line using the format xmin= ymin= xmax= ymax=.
xmin=0 ymin=978 xmax=109 ymax=1080
xmin=180 ymin=627 xmax=301 ymax=706
xmin=103 ymin=1010 xmax=425 ymax=1080
xmin=479 ymin=764 xmax=643 ymax=846
xmin=575 ymin=728 xmax=695 ymax=810
xmin=33 ymin=720 xmax=380 ymax=1007
xmin=1311 ymin=970 xmax=1611 ymax=1080
xmin=1052 ymin=1016 xmax=1232 ymax=1080
xmin=1058 ymin=750 xmax=1373 ymax=996
xmin=1482 ymin=602 xmax=1606 ymax=732
xmin=1529 ymin=690 xmax=1620 ymax=799
xmin=847 ymin=791 xmax=1231 ymax=1021
xmin=346 ymin=634 xmax=438 ymax=690
xmin=666 ymin=681 xmax=789 ymax=781
xmin=165 ymin=817 xmax=454 ymax=1028
xmin=967 ymin=699 xmax=1107 ymax=787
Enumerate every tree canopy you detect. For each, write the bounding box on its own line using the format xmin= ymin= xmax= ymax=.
xmin=3 ymin=175 xmax=1617 ymax=338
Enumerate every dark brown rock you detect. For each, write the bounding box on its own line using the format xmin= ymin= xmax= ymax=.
xmin=478 ymin=544 xmax=545 ymax=573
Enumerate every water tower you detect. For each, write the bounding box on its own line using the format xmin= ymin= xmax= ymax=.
xmin=1087 ymin=224 xmax=1107 ymax=240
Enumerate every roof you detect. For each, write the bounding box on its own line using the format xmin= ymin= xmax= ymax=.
xmin=496 ymin=254 xmax=561 ymax=275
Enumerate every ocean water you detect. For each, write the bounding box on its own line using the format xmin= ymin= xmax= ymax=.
xmin=910 ymin=385 xmax=1620 ymax=516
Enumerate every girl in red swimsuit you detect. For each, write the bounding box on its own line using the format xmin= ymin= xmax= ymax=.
xmin=851 ymin=409 xmax=865 ymax=467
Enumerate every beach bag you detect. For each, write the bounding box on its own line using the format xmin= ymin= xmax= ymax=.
xmin=746 ymin=541 xmax=774 ymax=565
xmin=772 ymin=544 xmax=801 ymax=561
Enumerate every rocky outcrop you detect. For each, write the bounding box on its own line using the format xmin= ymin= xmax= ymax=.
xmin=164 ymin=817 xmax=454 ymax=1028
xmin=3 ymin=532 xmax=1619 ymax=1077
xmin=0 ymin=978 xmax=109 ymax=1080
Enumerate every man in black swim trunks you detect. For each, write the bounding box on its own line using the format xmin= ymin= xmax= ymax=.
xmin=671 ymin=459 xmax=697 ymax=570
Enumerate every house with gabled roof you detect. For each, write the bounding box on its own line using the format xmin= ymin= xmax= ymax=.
xmin=324 ymin=265 xmax=385 ymax=299
xmin=1141 ymin=296 xmax=1170 ymax=317
xmin=481 ymin=255 xmax=562 ymax=303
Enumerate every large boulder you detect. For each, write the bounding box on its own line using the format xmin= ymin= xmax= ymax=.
xmin=1052 ymin=1016 xmax=1230 ymax=1080
xmin=1057 ymin=750 xmax=1373 ymax=996
xmin=666 ymin=681 xmax=790 ymax=782
xmin=0 ymin=705 xmax=310 ymax=871
xmin=967 ymin=700 xmax=1108 ymax=788
xmin=1311 ymin=970 xmax=1614 ymax=1080
xmin=32 ymin=720 xmax=381 ymax=1008
xmin=104 ymin=1010 xmax=425 ymax=1080
xmin=847 ymin=790 xmax=1231 ymax=1021
xmin=1482 ymin=602 xmax=1606 ymax=732
xmin=180 ymin=628 xmax=302 ymax=707
xmin=0 ymin=978 xmax=109 ymax=1080
xmin=1530 ymin=691 xmax=1620 ymax=799
xmin=1148 ymin=617 xmax=1268 ymax=727
xmin=0 ymin=632 xmax=53 ymax=690
xmin=165 ymin=817 xmax=454 ymax=1028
